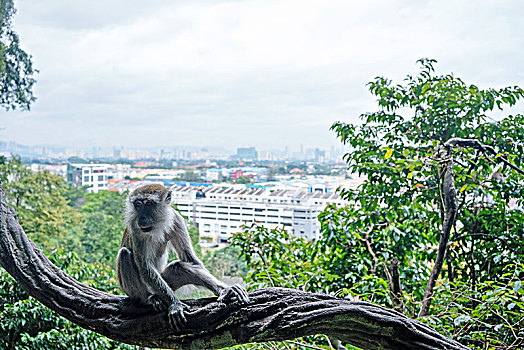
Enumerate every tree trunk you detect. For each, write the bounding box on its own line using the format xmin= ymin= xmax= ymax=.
xmin=0 ymin=180 xmax=466 ymax=350
xmin=418 ymin=143 xmax=457 ymax=317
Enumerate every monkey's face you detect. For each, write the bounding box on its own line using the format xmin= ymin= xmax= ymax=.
xmin=133 ymin=199 xmax=157 ymax=232
xmin=125 ymin=184 xmax=173 ymax=233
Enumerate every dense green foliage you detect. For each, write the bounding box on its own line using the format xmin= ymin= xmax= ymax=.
xmin=231 ymin=60 xmax=524 ymax=349
xmin=0 ymin=0 xmax=36 ymax=110
xmin=1 ymin=156 xmax=83 ymax=251
xmin=0 ymin=248 xmax=134 ymax=350
xmin=78 ymin=191 xmax=126 ymax=265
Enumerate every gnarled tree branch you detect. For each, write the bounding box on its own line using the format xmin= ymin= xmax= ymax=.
xmin=0 ymin=180 xmax=465 ymax=350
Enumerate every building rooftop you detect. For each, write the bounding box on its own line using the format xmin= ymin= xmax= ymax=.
xmin=107 ymin=180 xmax=350 ymax=204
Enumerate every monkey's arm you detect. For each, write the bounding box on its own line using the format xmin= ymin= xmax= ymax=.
xmin=131 ymin=237 xmax=189 ymax=330
xmin=169 ymin=209 xmax=202 ymax=264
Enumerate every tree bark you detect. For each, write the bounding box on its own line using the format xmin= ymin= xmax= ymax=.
xmin=0 ymin=180 xmax=466 ymax=350
xmin=418 ymin=141 xmax=457 ymax=317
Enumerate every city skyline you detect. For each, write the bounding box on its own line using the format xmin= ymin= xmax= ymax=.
xmin=1 ymin=0 xmax=523 ymax=150
xmin=0 ymin=139 xmax=346 ymax=162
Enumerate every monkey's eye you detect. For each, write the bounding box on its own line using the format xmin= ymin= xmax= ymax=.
xmin=134 ymin=201 xmax=143 ymax=208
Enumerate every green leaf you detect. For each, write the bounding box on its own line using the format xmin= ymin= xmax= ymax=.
xmin=459 ymin=184 xmax=468 ymax=193
xmin=514 ymin=280 xmax=521 ymax=293
xmin=453 ymin=315 xmax=471 ymax=326
xmin=384 ymin=148 xmax=393 ymax=159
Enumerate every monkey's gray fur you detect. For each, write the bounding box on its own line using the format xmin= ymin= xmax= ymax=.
xmin=116 ymin=183 xmax=249 ymax=330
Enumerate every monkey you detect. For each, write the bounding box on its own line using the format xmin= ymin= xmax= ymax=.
xmin=116 ymin=183 xmax=249 ymax=330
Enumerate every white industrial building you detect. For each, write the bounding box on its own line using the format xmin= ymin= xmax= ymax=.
xmin=170 ymin=185 xmax=348 ymax=243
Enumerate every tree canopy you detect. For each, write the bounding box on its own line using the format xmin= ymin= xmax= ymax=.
xmin=0 ymin=0 xmax=37 ymax=110
xmin=233 ymin=59 xmax=524 ymax=349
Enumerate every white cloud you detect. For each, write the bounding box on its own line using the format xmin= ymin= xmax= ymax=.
xmin=2 ymin=0 xmax=523 ymax=151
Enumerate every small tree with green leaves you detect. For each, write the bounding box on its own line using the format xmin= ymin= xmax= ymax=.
xmin=76 ymin=191 xmax=126 ymax=265
xmin=1 ymin=157 xmax=82 ymax=251
xmin=0 ymin=0 xmax=37 ymax=110
xmin=327 ymin=58 xmax=524 ymax=347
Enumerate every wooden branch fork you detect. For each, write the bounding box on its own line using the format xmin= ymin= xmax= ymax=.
xmin=0 ymin=180 xmax=466 ymax=350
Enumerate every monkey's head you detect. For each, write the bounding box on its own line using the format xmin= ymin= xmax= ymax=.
xmin=125 ymin=184 xmax=173 ymax=233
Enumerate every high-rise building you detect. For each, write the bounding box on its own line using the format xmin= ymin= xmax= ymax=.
xmin=113 ymin=147 xmax=122 ymax=159
xmin=236 ymin=147 xmax=258 ymax=160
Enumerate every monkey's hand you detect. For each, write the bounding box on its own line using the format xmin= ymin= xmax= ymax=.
xmin=148 ymin=294 xmax=169 ymax=312
xmin=217 ymin=284 xmax=250 ymax=306
xmin=167 ymin=301 xmax=190 ymax=331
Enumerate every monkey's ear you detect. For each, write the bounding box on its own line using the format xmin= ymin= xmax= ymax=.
xmin=164 ymin=190 xmax=172 ymax=204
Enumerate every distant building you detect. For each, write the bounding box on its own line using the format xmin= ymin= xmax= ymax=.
xmin=205 ymin=168 xmax=225 ymax=182
xmin=205 ymin=167 xmax=267 ymax=182
xmin=236 ymin=147 xmax=258 ymax=160
xmin=170 ymin=184 xmax=348 ymax=243
xmin=113 ymin=148 xmax=122 ymax=159
xmin=67 ymin=163 xmax=109 ymax=193
xmin=30 ymin=163 xmax=68 ymax=178
xmin=315 ymin=148 xmax=326 ymax=163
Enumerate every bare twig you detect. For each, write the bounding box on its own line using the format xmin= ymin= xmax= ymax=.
xmin=446 ymin=138 xmax=524 ymax=175
xmin=359 ymin=224 xmax=378 ymax=274
xmin=390 ymin=257 xmax=404 ymax=311
xmin=383 ymin=259 xmax=404 ymax=312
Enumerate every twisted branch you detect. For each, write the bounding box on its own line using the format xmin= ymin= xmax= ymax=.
xmin=0 ymin=180 xmax=465 ymax=349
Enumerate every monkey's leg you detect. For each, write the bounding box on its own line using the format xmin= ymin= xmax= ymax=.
xmin=116 ymin=247 xmax=150 ymax=304
xmin=161 ymin=261 xmax=222 ymax=292
xmin=161 ymin=261 xmax=249 ymax=304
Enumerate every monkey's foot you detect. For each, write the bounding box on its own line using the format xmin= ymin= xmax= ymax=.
xmin=217 ymin=284 xmax=250 ymax=306
xmin=148 ymin=294 xmax=168 ymax=312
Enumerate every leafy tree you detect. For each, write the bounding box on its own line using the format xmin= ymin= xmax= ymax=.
xmin=175 ymin=170 xmax=201 ymax=182
xmin=1 ymin=158 xmax=82 ymax=251
xmin=0 ymin=0 xmax=37 ymax=110
xmin=234 ymin=175 xmax=251 ymax=184
xmin=0 ymin=155 xmax=29 ymax=190
xmin=232 ymin=59 xmax=524 ymax=349
xmin=77 ymin=191 xmax=126 ymax=265
xmin=327 ymin=59 xmax=524 ymax=347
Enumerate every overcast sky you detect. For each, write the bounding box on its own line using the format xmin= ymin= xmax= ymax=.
xmin=1 ymin=0 xmax=523 ymax=152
